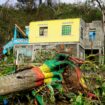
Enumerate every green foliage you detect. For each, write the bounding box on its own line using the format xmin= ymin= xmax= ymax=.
xmin=33 ymin=49 xmax=56 ymax=63
xmin=54 ymin=3 xmax=102 ymax=22
xmin=80 ymin=54 xmax=100 ymax=71
xmin=0 ymin=7 xmax=36 ymax=45
xmin=102 ymin=83 xmax=105 ymax=91
xmin=80 ymin=60 xmax=99 ymax=71
xmin=75 ymin=94 xmax=83 ymax=105
xmin=35 ymin=4 xmax=55 ymax=20
xmin=0 ymin=52 xmax=16 ymax=76
xmin=99 ymin=64 xmax=105 ymax=71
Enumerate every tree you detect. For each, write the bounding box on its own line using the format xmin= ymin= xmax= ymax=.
xmin=39 ymin=0 xmax=42 ymax=5
xmin=45 ymin=0 xmax=52 ymax=6
xmin=17 ymin=0 xmax=36 ymax=10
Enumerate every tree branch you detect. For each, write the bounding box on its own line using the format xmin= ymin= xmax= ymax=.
xmin=95 ymin=0 xmax=103 ymax=10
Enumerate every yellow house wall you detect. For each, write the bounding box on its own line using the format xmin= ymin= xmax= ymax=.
xmin=29 ymin=18 xmax=80 ymax=43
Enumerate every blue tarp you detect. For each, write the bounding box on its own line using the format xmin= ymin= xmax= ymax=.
xmin=89 ymin=31 xmax=96 ymax=41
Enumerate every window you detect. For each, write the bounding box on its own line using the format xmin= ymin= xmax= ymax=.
xmin=89 ymin=29 xmax=96 ymax=41
xmin=39 ymin=27 xmax=48 ymax=36
xmin=62 ymin=25 xmax=71 ymax=35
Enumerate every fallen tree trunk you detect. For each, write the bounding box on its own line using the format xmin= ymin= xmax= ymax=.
xmin=0 ymin=54 xmax=88 ymax=96
xmin=0 ymin=68 xmax=36 ymax=95
xmin=0 ymin=66 xmax=62 ymax=95
xmin=0 ymin=54 xmax=71 ymax=96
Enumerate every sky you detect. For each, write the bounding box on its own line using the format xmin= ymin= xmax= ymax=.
xmin=0 ymin=0 xmax=85 ymax=5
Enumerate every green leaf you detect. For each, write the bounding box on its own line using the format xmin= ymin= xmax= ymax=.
xmin=75 ymin=95 xmax=83 ymax=105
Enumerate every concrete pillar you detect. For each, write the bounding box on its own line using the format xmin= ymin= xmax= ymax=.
xmin=99 ymin=48 xmax=102 ymax=64
xmin=31 ymin=45 xmax=35 ymax=61
xmin=16 ymin=50 xmax=19 ymax=66
xmin=77 ymin=43 xmax=79 ymax=58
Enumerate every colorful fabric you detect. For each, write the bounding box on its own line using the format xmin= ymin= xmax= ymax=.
xmin=0 ymin=53 xmax=97 ymax=105
xmin=31 ymin=54 xmax=97 ymax=105
xmin=32 ymin=63 xmax=63 ymax=87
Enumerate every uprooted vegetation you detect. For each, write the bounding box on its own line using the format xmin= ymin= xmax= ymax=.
xmin=0 ymin=50 xmax=105 ymax=105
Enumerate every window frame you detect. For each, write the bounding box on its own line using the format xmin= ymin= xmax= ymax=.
xmin=89 ymin=29 xmax=96 ymax=41
xmin=39 ymin=26 xmax=48 ymax=37
xmin=62 ymin=25 xmax=71 ymax=36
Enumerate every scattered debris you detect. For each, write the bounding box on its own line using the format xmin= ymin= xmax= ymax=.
xmin=0 ymin=50 xmax=105 ymax=105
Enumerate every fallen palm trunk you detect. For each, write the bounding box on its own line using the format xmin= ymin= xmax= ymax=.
xmin=0 ymin=54 xmax=72 ymax=96
xmin=0 ymin=54 xmax=89 ymax=96
xmin=0 ymin=54 xmax=98 ymax=105
xmin=0 ymin=66 xmax=62 ymax=95
xmin=0 ymin=68 xmax=35 ymax=95
xmin=0 ymin=55 xmax=67 ymax=95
